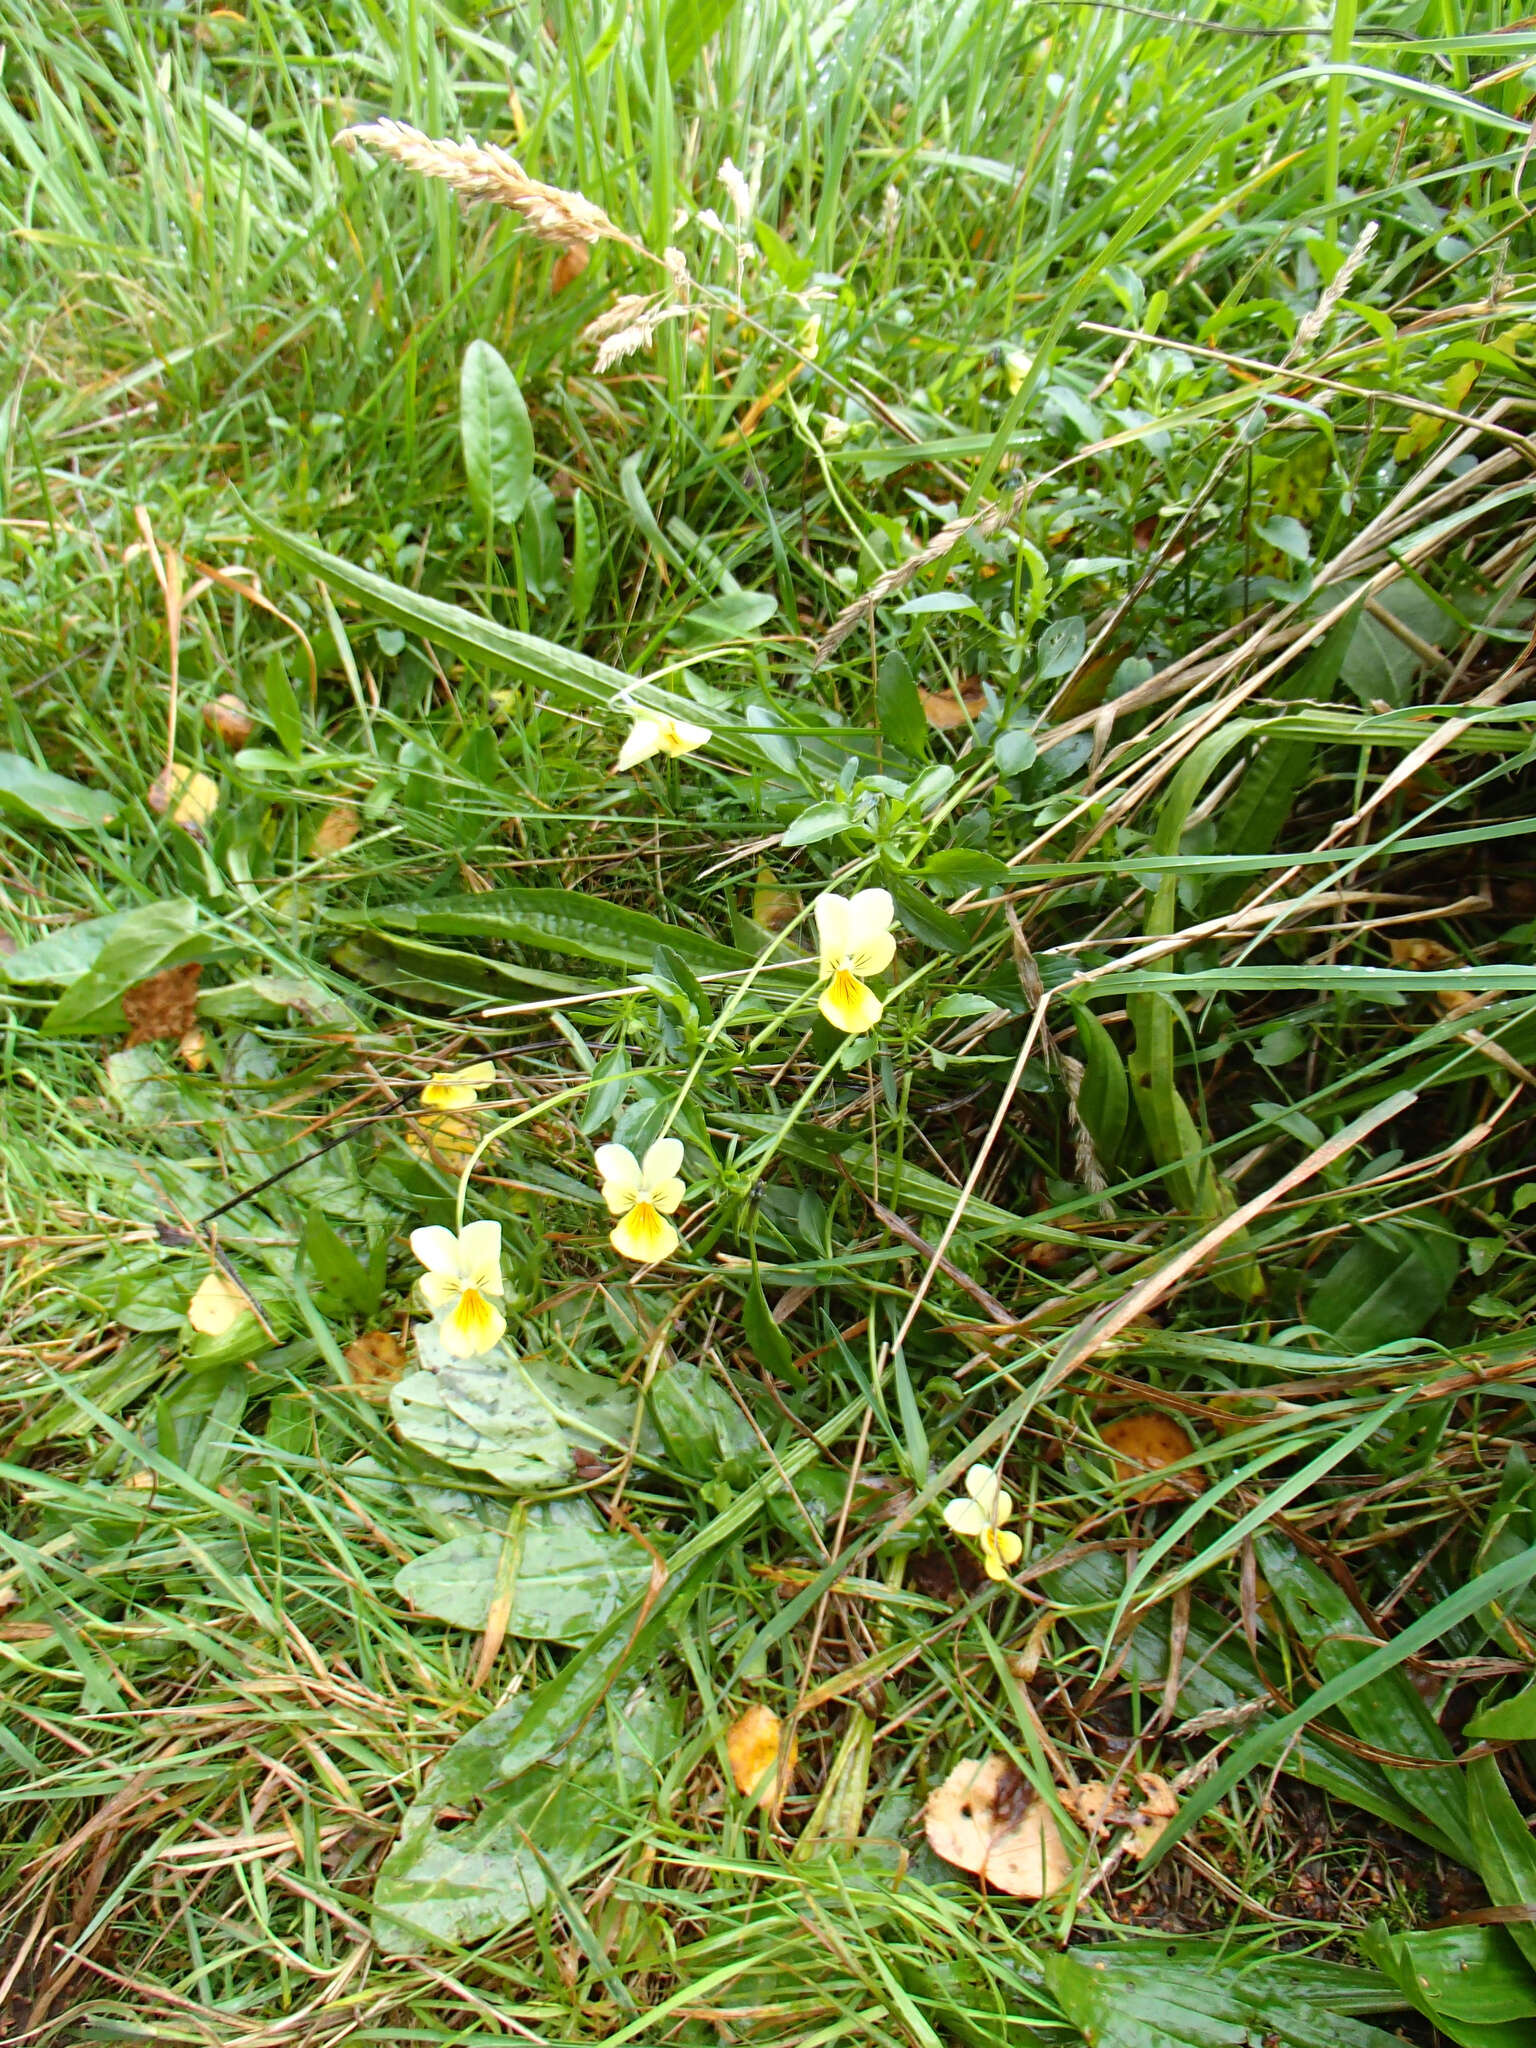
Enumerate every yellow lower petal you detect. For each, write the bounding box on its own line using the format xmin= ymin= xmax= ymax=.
xmin=981 ymin=1529 xmax=1023 ymax=1581
xmin=440 ymin=1287 xmax=507 ymax=1358
xmin=421 ymin=1080 xmax=477 ymax=1109
xmin=610 ymin=1201 xmax=679 ymax=1264
xmin=818 ymin=969 xmax=883 ymax=1036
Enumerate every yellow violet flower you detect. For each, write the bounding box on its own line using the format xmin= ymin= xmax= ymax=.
xmin=421 ymin=1060 xmax=496 ymax=1110
xmin=944 ymin=1463 xmax=1023 ymax=1582
xmin=814 ymin=887 xmax=895 ymax=1035
xmin=409 ymin=1220 xmax=507 ymax=1358
xmin=614 ymin=715 xmax=711 ymax=773
xmin=595 ymin=1137 xmax=686 ymax=1263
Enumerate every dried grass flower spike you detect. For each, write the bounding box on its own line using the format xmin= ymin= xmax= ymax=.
xmin=814 ymin=887 xmax=895 ymax=1035
xmin=410 ymin=1220 xmax=507 ymax=1358
xmin=596 ymin=1137 xmax=686 ymax=1263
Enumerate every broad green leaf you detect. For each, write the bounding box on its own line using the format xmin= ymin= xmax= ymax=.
xmin=670 ymin=590 xmax=776 ymax=647
xmin=886 ymin=872 xmax=972 ymax=953
xmin=394 ymin=1500 xmax=652 ymax=1639
xmin=460 ymin=339 xmax=535 ymax=527
xmin=300 ymin=1207 xmax=380 ymax=1315
xmin=351 ymin=887 xmax=751 ymax=978
xmin=923 ymin=848 xmax=1012 ymax=892
xmin=649 ymin=1359 xmax=759 ymax=1484
xmin=1308 ymin=1221 xmax=1460 ymax=1352
xmin=374 ymin=1682 xmax=677 ymax=1954
xmin=753 ymin=216 xmax=812 ymax=290
xmin=665 ymin=0 xmax=741 ymax=76
xmin=876 ymin=651 xmax=928 ymax=757
xmin=1036 ymin=615 xmax=1086 ymax=680
xmin=42 ymin=901 xmax=221 ymax=1035
xmin=0 ymin=909 xmax=136 ymax=983
xmin=781 ymin=800 xmax=854 ymax=847
xmin=1361 ymin=1921 xmax=1536 ymax=2041
xmin=743 ymin=1269 xmax=797 ymax=1380
xmin=390 ymin=1348 xmax=573 ymax=1490
xmin=1467 ymin=1756 xmax=1536 ymax=1977
xmin=1068 ymin=1001 xmax=1129 ymax=1163
xmin=1466 ymin=1677 xmax=1536 ymax=1739
xmin=0 ymin=751 xmax=117 ymax=833
xmin=993 ymin=726 xmax=1038 ymax=776
xmin=1044 ymin=1950 xmax=1403 ymax=2048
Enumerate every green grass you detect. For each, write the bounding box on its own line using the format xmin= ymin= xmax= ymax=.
xmin=4 ymin=0 xmax=1536 ymax=2041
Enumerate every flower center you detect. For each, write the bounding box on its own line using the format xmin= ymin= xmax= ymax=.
xmin=829 ymin=966 xmax=865 ymax=1001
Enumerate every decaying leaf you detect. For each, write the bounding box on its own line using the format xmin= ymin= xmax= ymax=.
xmin=1061 ymin=1771 xmax=1178 ymax=1862
xmin=1099 ymin=1412 xmax=1204 ymax=1503
xmin=1388 ymin=936 xmax=1458 ymax=971
xmin=177 ymin=1026 xmax=208 ymax=1071
xmin=122 ymin=962 xmax=203 ymax=1047
xmin=924 ymin=1755 xmax=1071 ymax=1898
xmin=919 ymin=679 xmax=986 ymax=730
xmin=550 ymin=242 xmax=590 ymax=295
xmin=751 ymin=865 xmax=803 ymax=934
xmin=344 ymin=1329 xmax=408 ymax=1394
xmin=310 ymin=803 xmax=361 ymax=856
xmin=726 ymin=1703 xmax=797 ymax=1809
xmin=148 ymin=764 xmax=220 ymax=831
xmin=186 ymin=1267 xmax=248 ymax=1336
xmin=203 ymin=692 xmax=255 ymax=745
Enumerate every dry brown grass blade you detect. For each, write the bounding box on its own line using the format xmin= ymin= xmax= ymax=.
xmin=336 ymin=119 xmax=643 ymax=254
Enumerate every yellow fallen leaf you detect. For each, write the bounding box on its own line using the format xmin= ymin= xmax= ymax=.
xmin=187 ymin=1268 xmax=247 ymax=1336
xmin=148 ymin=764 xmax=219 ymax=831
xmin=343 ymin=1329 xmax=408 ymax=1394
xmin=202 ymin=692 xmax=255 ymax=745
xmin=924 ymin=1755 xmax=1071 ymax=1898
xmin=726 ymin=1704 xmax=797 ymax=1809
xmin=177 ymin=1026 xmax=208 ymax=1071
xmin=1388 ymin=936 xmax=1458 ymax=971
xmin=310 ymin=803 xmax=361 ymax=856
xmin=1061 ymin=1770 xmax=1179 ymax=1863
xmin=406 ymin=1110 xmax=484 ymax=1169
xmin=1099 ymin=1412 xmax=1205 ymax=1503
xmin=751 ymin=866 xmax=803 ymax=934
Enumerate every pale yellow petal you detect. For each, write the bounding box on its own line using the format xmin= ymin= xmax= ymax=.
xmin=813 ymin=891 xmax=852 ymax=978
xmin=187 ymin=1269 xmax=246 ymax=1336
xmin=410 ymin=1226 xmax=462 ymax=1278
xmin=647 ymin=1176 xmax=686 ymax=1216
xmin=456 ymin=1220 xmax=504 ymax=1296
xmin=418 ymin=1268 xmax=462 ymax=1312
xmin=981 ymin=1528 xmax=1023 ymax=1580
xmin=610 ymin=1201 xmax=679 ymax=1264
xmin=639 ymin=1137 xmax=684 ymax=1190
xmin=944 ymin=1498 xmax=989 ymax=1538
xmin=818 ymin=969 xmax=883 ymax=1035
xmin=656 ymin=717 xmax=711 ymax=758
xmin=595 ymin=1143 xmax=642 ymax=1212
xmin=615 ymin=719 xmax=664 ymax=772
xmin=439 ymin=1286 xmax=507 ymax=1358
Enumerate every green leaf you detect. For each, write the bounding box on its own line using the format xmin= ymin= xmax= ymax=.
xmin=1361 ymin=1920 xmax=1536 ymax=2043
xmin=300 ymin=1207 xmax=380 ymax=1316
xmin=1466 ymin=1677 xmax=1536 ymax=1741
xmin=876 ymin=651 xmax=928 ymax=756
xmin=0 ymin=751 xmax=117 ymax=833
xmin=1068 ymin=1001 xmax=1129 ymax=1163
xmin=374 ymin=1682 xmax=677 ymax=1954
xmin=395 ymin=1501 xmax=653 ymax=1639
xmin=390 ymin=1346 xmax=574 ymax=1490
xmin=665 ymin=0 xmax=741 ymax=76
xmin=1036 ymin=615 xmax=1086 ymax=680
xmin=0 ymin=909 xmax=137 ymax=984
xmin=922 ymin=848 xmax=1011 ymax=892
xmin=743 ymin=1269 xmax=797 ymax=1380
xmin=261 ymin=648 xmax=304 ymax=759
xmin=670 ymin=590 xmax=776 ymax=646
xmin=460 ymin=339 xmax=535 ymax=527
xmin=649 ymin=1360 xmax=759 ymax=1485
xmin=1044 ymin=1949 xmax=1403 ymax=2048
xmin=885 ymin=871 xmax=972 ymax=953
xmin=41 ymin=901 xmax=219 ymax=1035
xmin=352 ymin=887 xmax=751 ymax=978
xmin=781 ymin=800 xmax=854 ymax=847
xmin=1467 ymin=1756 xmax=1536 ymax=1977
xmin=753 ymin=216 xmax=813 ymax=290
xmin=570 ymin=487 xmax=599 ymax=626
xmin=993 ymin=726 xmax=1038 ymax=776
xmin=1308 ymin=1221 xmax=1460 ymax=1352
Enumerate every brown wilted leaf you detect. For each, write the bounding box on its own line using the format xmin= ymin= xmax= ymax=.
xmin=203 ymin=692 xmax=255 ymax=745
xmin=1061 ymin=1770 xmax=1178 ymax=1862
xmin=1388 ymin=936 xmax=1458 ymax=971
xmin=924 ymin=1755 xmax=1071 ymax=1898
xmin=918 ymin=679 xmax=986 ymax=730
xmin=551 ymin=241 xmax=590 ymax=295
xmin=310 ymin=803 xmax=361 ymax=856
xmin=123 ymin=962 xmax=203 ymax=1047
xmin=751 ymin=865 xmax=803 ymax=934
xmin=726 ymin=1704 xmax=797 ymax=1810
xmin=1100 ymin=1412 xmax=1204 ymax=1503
xmin=344 ymin=1329 xmax=408 ymax=1394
